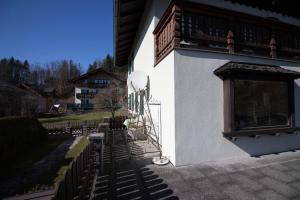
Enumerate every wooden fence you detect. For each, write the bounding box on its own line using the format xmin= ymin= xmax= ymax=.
xmin=46 ymin=116 xmax=128 ymax=137
xmin=46 ymin=119 xmax=106 ymax=137
xmin=44 ymin=119 xmax=106 ymax=130
xmin=52 ymin=142 xmax=96 ymax=200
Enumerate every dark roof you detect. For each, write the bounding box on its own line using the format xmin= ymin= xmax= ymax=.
xmin=225 ymin=0 xmax=300 ymax=19
xmin=43 ymin=87 xmax=56 ymax=93
xmin=70 ymin=68 xmax=125 ymax=83
xmin=114 ymin=0 xmax=146 ymax=66
xmin=19 ymin=84 xmax=43 ymax=98
xmin=214 ymin=62 xmax=300 ymax=79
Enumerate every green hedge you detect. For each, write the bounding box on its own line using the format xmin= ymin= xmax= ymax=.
xmin=0 ymin=117 xmax=47 ymax=169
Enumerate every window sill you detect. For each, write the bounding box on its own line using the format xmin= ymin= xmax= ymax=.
xmin=223 ymin=127 xmax=300 ymax=138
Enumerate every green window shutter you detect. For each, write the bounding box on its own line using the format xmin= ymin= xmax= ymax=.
xmin=128 ymin=62 xmax=130 ymax=74
xmin=128 ymin=93 xmax=131 ymax=110
xmin=132 ymin=56 xmax=134 ymax=72
xmin=146 ymin=76 xmax=150 ymax=101
xmin=128 ymin=56 xmax=133 ymax=74
xmin=140 ymin=93 xmax=144 ymax=115
xmin=131 ymin=92 xmax=134 ymax=111
xmin=128 ymin=60 xmax=130 ymax=75
xmin=127 ymin=54 xmax=133 ymax=74
xmin=135 ymin=92 xmax=139 ymax=113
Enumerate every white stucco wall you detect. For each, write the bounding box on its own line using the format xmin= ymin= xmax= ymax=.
xmin=150 ymin=52 xmax=176 ymax=164
xmin=174 ymin=49 xmax=300 ymax=166
xmin=128 ymin=0 xmax=176 ymax=164
xmin=127 ymin=0 xmax=300 ymax=166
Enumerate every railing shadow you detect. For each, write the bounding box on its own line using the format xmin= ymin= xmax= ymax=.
xmin=92 ymin=132 xmax=179 ymax=200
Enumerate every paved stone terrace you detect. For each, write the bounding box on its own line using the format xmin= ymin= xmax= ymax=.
xmin=153 ymin=151 xmax=300 ymax=200
xmin=92 ymin=135 xmax=300 ymax=200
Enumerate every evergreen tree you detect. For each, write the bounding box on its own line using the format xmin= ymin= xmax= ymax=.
xmin=87 ymin=62 xmax=97 ymax=72
xmin=23 ymin=60 xmax=30 ymax=83
xmin=101 ymin=54 xmax=114 ymax=72
xmin=0 ymin=58 xmax=9 ymax=82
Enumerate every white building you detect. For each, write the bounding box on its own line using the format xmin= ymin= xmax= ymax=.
xmin=70 ymin=68 xmax=126 ymax=110
xmin=114 ymin=0 xmax=300 ymax=166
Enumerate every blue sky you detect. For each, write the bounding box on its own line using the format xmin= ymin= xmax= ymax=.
xmin=0 ymin=0 xmax=113 ymax=71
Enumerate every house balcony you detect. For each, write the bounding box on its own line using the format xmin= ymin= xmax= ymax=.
xmin=153 ymin=0 xmax=300 ymax=64
xmin=76 ymin=93 xmax=96 ymax=99
xmin=67 ymin=103 xmax=94 ymax=110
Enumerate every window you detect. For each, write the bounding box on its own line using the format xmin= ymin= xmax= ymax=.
xmin=81 ymin=89 xmax=88 ymax=94
xmin=234 ymin=80 xmax=289 ymax=129
xmin=214 ymin=62 xmax=300 ymax=137
xmin=92 ymin=79 xmax=111 ymax=85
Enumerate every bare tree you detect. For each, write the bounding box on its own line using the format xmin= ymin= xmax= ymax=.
xmin=103 ymin=89 xmax=122 ymax=119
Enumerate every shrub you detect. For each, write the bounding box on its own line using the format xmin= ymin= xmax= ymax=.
xmin=0 ymin=117 xmax=47 ymax=170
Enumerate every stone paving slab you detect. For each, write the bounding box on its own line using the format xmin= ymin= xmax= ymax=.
xmin=145 ymin=150 xmax=300 ymax=200
xmin=93 ymin=138 xmax=300 ymax=200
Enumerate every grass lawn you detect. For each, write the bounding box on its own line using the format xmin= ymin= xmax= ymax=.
xmin=14 ymin=138 xmax=66 ymax=171
xmin=38 ymin=110 xmax=122 ymax=125
xmin=9 ymin=137 xmax=89 ymax=194
xmin=1 ymin=138 xmax=66 ymax=180
xmin=22 ymin=137 xmax=90 ymax=194
xmin=54 ymin=136 xmax=90 ymax=183
xmin=0 ymin=137 xmax=67 ymax=197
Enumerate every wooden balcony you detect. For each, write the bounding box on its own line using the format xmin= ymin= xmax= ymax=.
xmin=153 ymin=0 xmax=300 ymax=64
xmin=86 ymin=82 xmax=110 ymax=88
xmin=76 ymin=93 xmax=95 ymax=99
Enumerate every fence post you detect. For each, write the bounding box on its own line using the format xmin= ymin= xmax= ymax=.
xmin=70 ymin=161 xmax=77 ymax=198
xmin=65 ymin=170 xmax=73 ymax=200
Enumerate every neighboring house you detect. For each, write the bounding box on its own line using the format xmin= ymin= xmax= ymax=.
xmin=18 ymin=83 xmax=47 ymax=115
xmin=0 ymin=81 xmax=46 ymax=116
xmin=115 ymin=0 xmax=300 ymax=166
xmin=69 ymin=68 xmax=126 ymax=110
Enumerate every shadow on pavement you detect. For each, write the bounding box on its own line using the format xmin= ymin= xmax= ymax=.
xmin=92 ymin=135 xmax=179 ymax=200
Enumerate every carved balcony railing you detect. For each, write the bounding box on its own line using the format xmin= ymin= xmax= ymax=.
xmin=153 ymin=3 xmax=179 ymax=64
xmin=76 ymin=93 xmax=96 ymax=99
xmin=153 ymin=0 xmax=300 ymax=64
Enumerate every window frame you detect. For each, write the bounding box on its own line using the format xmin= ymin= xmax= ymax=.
xmin=223 ymin=74 xmax=296 ymax=137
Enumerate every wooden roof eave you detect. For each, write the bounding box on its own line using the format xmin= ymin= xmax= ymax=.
xmin=114 ymin=0 xmax=146 ymax=67
xmin=214 ymin=62 xmax=300 ymax=80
